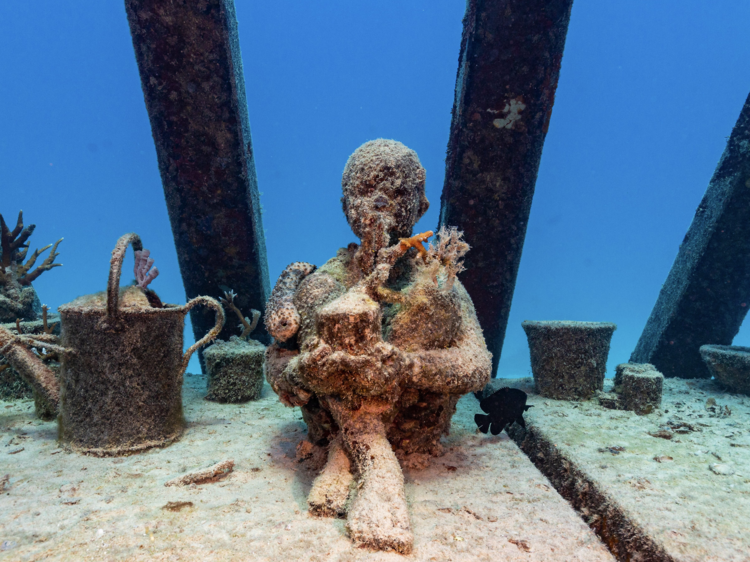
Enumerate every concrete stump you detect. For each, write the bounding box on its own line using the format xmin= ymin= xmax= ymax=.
xmin=522 ymin=321 xmax=616 ymax=400
xmin=205 ymin=337 xmax=265 ymax=403
xmin=700 ymin=344 xmax=750 ymax=395
xmin=615 ymin=363 xmax=664 ymax=415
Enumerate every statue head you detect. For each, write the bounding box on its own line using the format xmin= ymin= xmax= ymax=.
xmin=341 ymin=139 xmax=429 ymax=250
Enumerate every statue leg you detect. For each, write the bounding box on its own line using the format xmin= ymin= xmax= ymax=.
xmin=307 ymin=434 xmax=353 ymax=518
xmin=336 ymin=409 xmax=413 ymax=554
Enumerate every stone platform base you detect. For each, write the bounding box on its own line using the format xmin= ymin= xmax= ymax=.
xmin=503 ymin=377 xmax=750 ymax=562
xmin=0 ymin=377 xmax=613 ymax=561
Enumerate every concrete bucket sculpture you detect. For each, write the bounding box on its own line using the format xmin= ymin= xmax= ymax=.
xmin=0 ymin=232 xmax=224 ymax=456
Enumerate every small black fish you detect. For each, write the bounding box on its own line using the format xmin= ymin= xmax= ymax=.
xmin=474 ymin=387 xmax=533 ymax=435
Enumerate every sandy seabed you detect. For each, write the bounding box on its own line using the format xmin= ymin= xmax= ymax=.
xmin=1 ymin=374 xmax=613 ymax=562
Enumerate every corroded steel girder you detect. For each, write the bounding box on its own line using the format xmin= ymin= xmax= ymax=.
xmin=125 ymin=0 xmax=270 ymax=363
xmin=440 ymin=0 xmax=574 ymax=376
xmin=632 ymin=92 xmax=750 ymax=379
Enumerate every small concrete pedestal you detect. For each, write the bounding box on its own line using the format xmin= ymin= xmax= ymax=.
xmin=615 ymin=363 xmax=664 ymax=415
xmin=205 ymin=337 xmax=265 ymax=403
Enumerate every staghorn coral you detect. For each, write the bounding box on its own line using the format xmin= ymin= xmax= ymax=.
xmin=0 ymin=211 xmax=62 ymax=323
xmin=0 ymin=211 xmax=62 ymax=404
xmin=220 ymin=289 xmax=260 ymax=341
xmin=265 ymin=140 xmax=491 ymax=553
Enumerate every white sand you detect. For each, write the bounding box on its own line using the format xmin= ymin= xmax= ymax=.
xmin=1 ymin=374 xmax=613 ymax=561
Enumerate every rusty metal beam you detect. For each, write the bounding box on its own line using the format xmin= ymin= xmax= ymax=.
xmin=631 ymin=92 xmax=750 ymax=379
xmin=439 ymin=0 xmax=574 ymax=377
xmin=125 ymin=0 xmax=270 ymax=366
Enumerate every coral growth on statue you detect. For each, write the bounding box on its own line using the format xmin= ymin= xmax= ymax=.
xmin=265 ymin=139 xmax=491 ymax=553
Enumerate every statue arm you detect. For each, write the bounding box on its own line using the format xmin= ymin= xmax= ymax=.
xmin=404 ymin=281 xmax=492 ymax=395
xmin=265 ymin=263 xmax=347 ymax=405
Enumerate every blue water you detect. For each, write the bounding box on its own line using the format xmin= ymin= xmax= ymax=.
xmin=1 ymin=1 xmax=749 ymax=376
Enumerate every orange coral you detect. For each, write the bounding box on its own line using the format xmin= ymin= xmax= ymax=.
xmin=398 ymin=230 xmax=433 ymax=258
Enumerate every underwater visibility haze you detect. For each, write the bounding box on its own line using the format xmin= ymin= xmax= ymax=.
xmin=1 ymin=0 xmax=750 ymax=376
xmin=4 ymin=2 xmax=750 ymax=560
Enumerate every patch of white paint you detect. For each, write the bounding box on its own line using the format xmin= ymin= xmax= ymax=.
xmin=493 ymin=97 xmax=526 ymax=130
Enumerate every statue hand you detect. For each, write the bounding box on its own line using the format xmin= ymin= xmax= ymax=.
xmin=267 ymin=353 xmax=311 ymax=407
xmin=299 ymin=339 xmax=407 ymax=394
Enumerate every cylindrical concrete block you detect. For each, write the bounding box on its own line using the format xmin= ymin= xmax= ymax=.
xmin=205 ymin=337 xmax=266 ymax=403
xmin=616 ymin=363 xmax=663 ymax=415
xmin=522 ymin=321 xmax=616 ymax=400
xmin=700 ymin=345 xmax=750 ymax=395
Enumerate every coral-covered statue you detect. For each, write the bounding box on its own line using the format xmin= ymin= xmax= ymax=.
xmin=265 ymin=139 xmax=491 ymax=553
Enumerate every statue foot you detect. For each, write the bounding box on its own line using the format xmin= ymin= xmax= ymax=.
xmin=345 ymin=428 xmax=413 ymax=554
xmin=307 ymin=435 xmax=353 ymax=518
xmin=324 ymin=397 xmax=414 ymax=553
xmin=347 ymin=486 xmax=413 ymax=553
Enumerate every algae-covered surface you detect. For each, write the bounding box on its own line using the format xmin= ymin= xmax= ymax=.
xmin=0 ymin=375 xmax=613 ymax=561
xmin=506 ymin=377 xmax=750 ymax=562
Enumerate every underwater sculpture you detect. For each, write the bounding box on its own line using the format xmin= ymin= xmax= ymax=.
xmin=265 ymin=139 xmax=492 ymax=553
xmin=0 ymin=233 xmax=224 ymax=455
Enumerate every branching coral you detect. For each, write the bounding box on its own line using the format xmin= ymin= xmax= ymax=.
xmin=425 ymin=225 xmax=469 ymax=290
xmin=0 ymin=211 xmax=63 ymax=322
xmin=397 ymin=230 xmax=432 ymax=258
xmin=1 ymin=211 xmax=62 ymax=286
xmin=220 ymin=289 xmax=260 ymax=341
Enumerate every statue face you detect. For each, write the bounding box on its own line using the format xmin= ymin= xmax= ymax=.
xmin=343 ymin=172 xmax=429 ymax=242
xmin=341 ymin=140 xmax=429 ymax=248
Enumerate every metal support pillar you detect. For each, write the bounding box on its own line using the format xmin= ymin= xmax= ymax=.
xmin=440 ymin=0 xmax=574 ymax=376
xmin=632 ymin=93 xmax=750 ymax=379
xmin=125 ymin=0 xmax=271 ymax=368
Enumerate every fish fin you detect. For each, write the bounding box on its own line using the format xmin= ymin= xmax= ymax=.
xmin=516 ymin=415 xmax=527 ymax=429
xmin=490 ymin=421 xmax=505 ymax=436
xmin=474 ymin=414 xmax=491 ymax=434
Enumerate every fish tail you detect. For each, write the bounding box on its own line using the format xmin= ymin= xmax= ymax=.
xmin=474 ymin=413 xmax=491 ymax=434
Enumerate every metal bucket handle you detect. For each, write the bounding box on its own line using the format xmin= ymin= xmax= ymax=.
xmin=106 ymin=232 xmax=144 ymax=320
xmin=179 ymin=296 xmax=225 ymax=373
xmin=105 ymin=233 xmax=225 ymax=371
